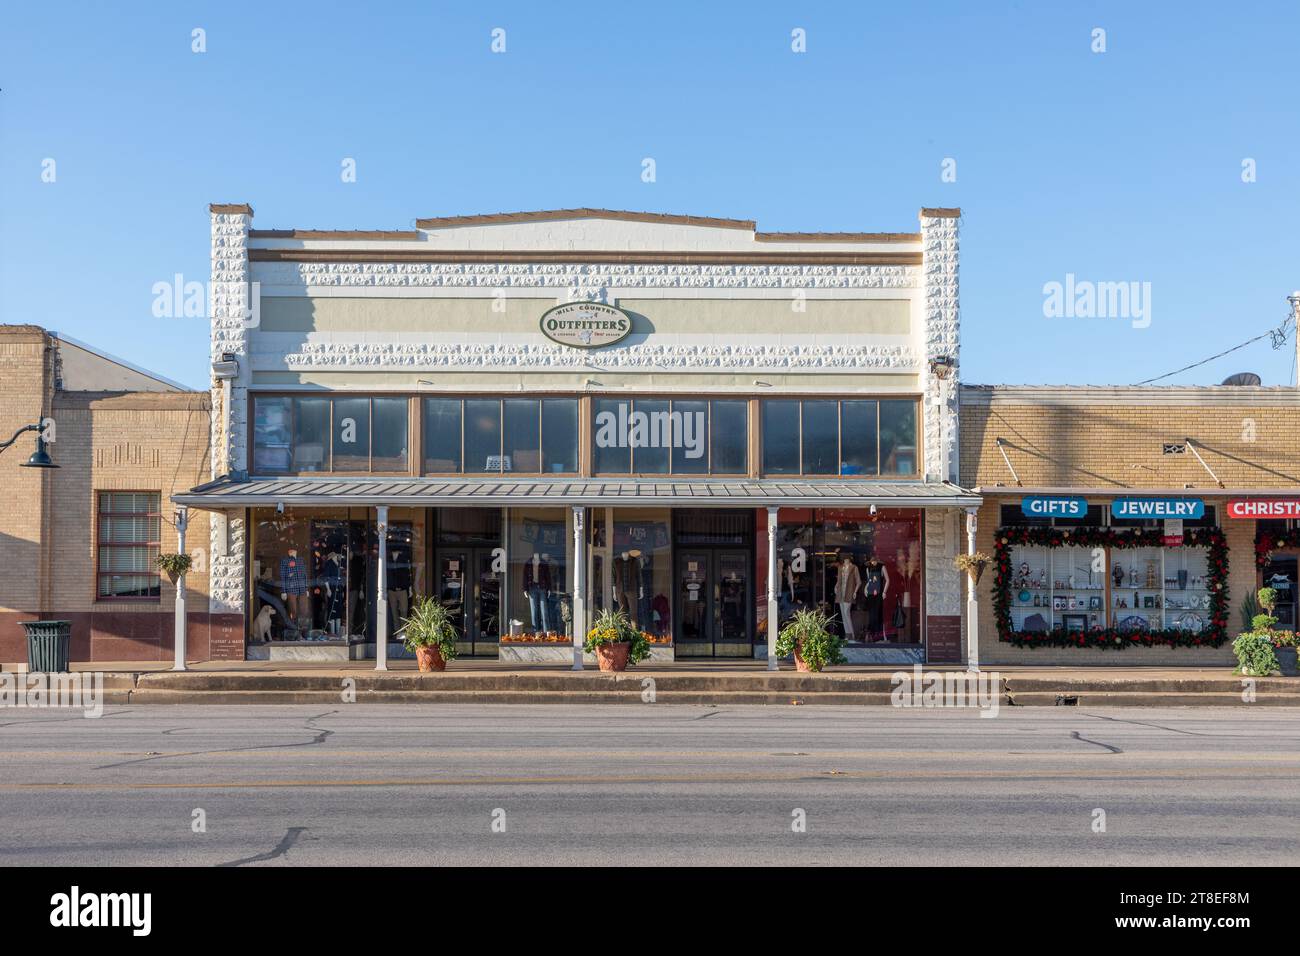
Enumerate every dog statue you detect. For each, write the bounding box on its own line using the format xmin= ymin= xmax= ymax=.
xmin=252 ymin=605 xmax=277 ymax=643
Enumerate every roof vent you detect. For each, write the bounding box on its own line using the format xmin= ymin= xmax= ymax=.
xmin=1220 ymin=372 xmax=1262 ymax=386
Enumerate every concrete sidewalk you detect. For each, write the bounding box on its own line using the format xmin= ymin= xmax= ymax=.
xmin=8 ymin=658 xmax=1296 ymax=707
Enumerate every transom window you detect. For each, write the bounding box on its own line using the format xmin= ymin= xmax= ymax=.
xmin=96 ymin=492 xmax=161 ymax=601
xmin=761 ymin=399 xmax=918 ymax=477
xmin=591 ymin=398 xmax=747 ymax=476
xmin=424 ymin=397 xmax=579 ymax=474
xmin=253 ymin=396 xmax=409 ymax=474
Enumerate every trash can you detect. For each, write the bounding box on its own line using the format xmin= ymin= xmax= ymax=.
xmin=22 ymin=620 xmax=71 ymax=673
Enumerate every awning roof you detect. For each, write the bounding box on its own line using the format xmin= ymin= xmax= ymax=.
xmin=173 ymin=476 xmax=981 ymax=510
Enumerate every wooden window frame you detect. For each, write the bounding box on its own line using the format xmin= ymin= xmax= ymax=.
xmin=95 ymin=491 xmax=163 ymax=603
xmin=757 ymin=396 xmax=922 ymax=480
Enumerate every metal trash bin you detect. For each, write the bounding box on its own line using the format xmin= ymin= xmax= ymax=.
xmin=22 ymin=620 xmax=71 ymax=672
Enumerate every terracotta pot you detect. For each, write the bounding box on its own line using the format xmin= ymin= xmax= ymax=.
xmin=415 ymin=645 xmax=446 ymax=672
xmin=594 ymin=641 xmax=631 ymax=672
xmin=793 ymin=642 xmax=816 ymax=673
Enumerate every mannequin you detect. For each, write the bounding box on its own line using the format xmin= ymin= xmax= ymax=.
xmin=388 ymin=548 xmax=411 ymax=630
xmin=833 ymin=554 xmax=862 ymax=640
xmin=279 ymin=547 xmax=309 ymax=635
xmin=320 ymin=550 xmax=345 ymax=635
xmin=524 ymin=552 xmax=552 ymax=634
xmin=862 ymin=557 xmax=890 ymax=642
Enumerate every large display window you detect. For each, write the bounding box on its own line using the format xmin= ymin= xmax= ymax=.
xmin=757 ymin=508 xmax=923 ymax=645
xmin=994 ymin=525 xmax=1228 ymax=649
xmin=591 ymin=508 xmax=673 ymax=641
xmin=249 ymin=507 xmax=426 ymax=644
xmin=504 ymin=508 xmax=573 ymax=642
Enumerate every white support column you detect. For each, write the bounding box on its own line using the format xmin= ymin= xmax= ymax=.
xmin=172 ymin=506 xmax=189 ymax=672
xmin=767 ymin=506 xmax=779 ymax=671
xmin=375 ymin=505 xmax=389 ymax=671
xmin=572 ymin=506 xmax=586 ymax=670
xmin=965 ymin=508 xmax=980 ymax=673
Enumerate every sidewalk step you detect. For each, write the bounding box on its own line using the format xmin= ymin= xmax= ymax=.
xmin=126 ymin=688 xmax=904 ymax=706
xmin=1007 ymin=691 xmax=1300 ymax=707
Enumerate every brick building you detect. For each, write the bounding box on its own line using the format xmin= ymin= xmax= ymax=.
xmin=960 ymin=384 xmax=1300 ymax=666
xmin=0 ymin=326 xmax=214 ymax=664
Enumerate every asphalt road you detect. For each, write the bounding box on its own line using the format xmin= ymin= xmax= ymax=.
xmin=0 ymin=704 xmax=1297 ymax=866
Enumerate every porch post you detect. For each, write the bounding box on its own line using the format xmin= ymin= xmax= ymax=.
xmin=965 ymin=507 xmax=980 ymax=672
xmin=376 ymin=505 xmax=389 ymax=671
xmin=766 ymin=505 xmax=779 ymax=671
xmin=572 ymin=506 xmax=586 ymax=670
xmin=172 ymin=506 xmax=189 ymax=671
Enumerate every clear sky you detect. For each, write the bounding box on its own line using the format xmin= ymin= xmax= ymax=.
xmin=3 ymin=0 xmax=1298 ymax=389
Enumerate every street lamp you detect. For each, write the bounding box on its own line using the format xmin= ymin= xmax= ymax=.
xmin=0 ymin=423 xmax=58 ymax=468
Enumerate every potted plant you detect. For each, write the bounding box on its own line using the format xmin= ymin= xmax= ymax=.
xmin=583 ymin=607 xmax=650 ymax=672
xmin=155 ymin=553 xmax=193 ymax=586
xmin=954 ymin=551 xmax=991 ymax=585
xmin=401 ymin=596 xmax=460 ymax=672
xmin=1233 ymin=631 xmax=1279 ymax=677
xmin=1232 ymin=589 xmax=1287 ymax=676
xmin=1272 ymin=631 xmax=1299 ymax=677
xmin=775 ymin=607 xmax=846 ymax=673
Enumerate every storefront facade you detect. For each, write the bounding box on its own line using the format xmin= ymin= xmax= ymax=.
xmin=174 ymin=204 xmax=977 ymax=666
xmin=960 ymin=385 xmax=1300 ymax=665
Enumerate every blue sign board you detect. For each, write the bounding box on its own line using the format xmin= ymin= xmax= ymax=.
xmin=1110 ymin=497 xmax=1205 ymax=520
xmin=1022 ymin=496 xmax=1088 ymax=518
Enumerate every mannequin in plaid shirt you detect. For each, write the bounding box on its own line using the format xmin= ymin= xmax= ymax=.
xmin=280 ymin=548 xmax=309 ymax=631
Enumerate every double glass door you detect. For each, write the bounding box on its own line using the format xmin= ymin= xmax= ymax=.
xmin=436 ymin=548 xmax=500 ymax=655
xmin=675 ymin=549 xmax=752 ymax=656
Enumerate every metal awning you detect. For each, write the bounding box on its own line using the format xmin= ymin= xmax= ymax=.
xmin=173 ymin=476 xmax=981 ymax=510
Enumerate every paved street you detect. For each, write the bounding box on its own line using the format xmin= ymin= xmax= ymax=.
xmin=0 ymin=704 xmax=1297 ymax=866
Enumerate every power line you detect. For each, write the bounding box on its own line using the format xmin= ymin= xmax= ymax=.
xmin=1135 ymin=315 xmax=1293 ymax=385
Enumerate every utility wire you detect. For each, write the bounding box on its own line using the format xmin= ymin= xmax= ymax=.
xmin=1135 ymin=315 xmax=1293 ymax=385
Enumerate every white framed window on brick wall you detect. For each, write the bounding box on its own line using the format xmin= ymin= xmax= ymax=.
xmin=96 ymin=491 xmax=162 ymax=601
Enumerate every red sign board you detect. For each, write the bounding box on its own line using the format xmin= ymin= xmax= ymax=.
xmin=1227 ymin=499 xmax=1300 ymax=520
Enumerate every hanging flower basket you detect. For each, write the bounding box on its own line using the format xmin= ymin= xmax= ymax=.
xmin=954 ymin=552 xmax=991 ymax=585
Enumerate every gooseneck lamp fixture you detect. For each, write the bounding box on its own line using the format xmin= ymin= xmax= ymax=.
xmin=0 ymin=423 xmax=58 ymax=468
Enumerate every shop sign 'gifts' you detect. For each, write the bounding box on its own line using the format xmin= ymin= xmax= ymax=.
xmin=1021 ymin=496 xmax=1087 ymax=518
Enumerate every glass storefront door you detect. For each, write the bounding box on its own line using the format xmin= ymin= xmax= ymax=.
xmin=675 ymin=548 xmax=752 ymax=656
xmin=436 ymin=547 xmax=501 ymax=655
xmin=1264 ymin=555 xmax=1298 ymax=630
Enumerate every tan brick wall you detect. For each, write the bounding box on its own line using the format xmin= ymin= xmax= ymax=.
xmin=47 ymin=391 xmax=213 ymax=614
xmin=0 ymin=327 xmax=213 ymax=661
xmin=0 ymin=327 xmax=54 ymax=614
xmin=960 ymin=390 xmax=1300 ymax=491
xmin=959 ymin=388 xmax=1297 ymax=666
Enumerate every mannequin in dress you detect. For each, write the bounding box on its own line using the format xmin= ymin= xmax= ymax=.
xmin=833 ymin=554 xmax=862 ymax=640
xmin=862 ymin=557 xmax=890 ymax=642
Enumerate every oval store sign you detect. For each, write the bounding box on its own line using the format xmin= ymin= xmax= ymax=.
xmin=1021 ymin=495 xmax=1087 ymax=518
xmin=1110 ymin=497 xmax=1204 ymax=520
xmin=539 ymin=302 xmax=632 ymax=349
xmin=1227 ymin=498 xmax=1300 ymax=519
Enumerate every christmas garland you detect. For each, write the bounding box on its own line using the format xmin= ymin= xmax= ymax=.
xmin=993 ymin=525 xmax=1229 ymax=649
xmin=1255 ymin=530 xmax=1300 ymax=569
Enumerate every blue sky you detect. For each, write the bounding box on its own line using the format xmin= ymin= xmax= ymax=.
xmin=3 ymin=0 xmax=1298 ymax=389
